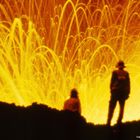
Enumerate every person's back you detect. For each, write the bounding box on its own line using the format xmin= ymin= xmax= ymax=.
xmin=64 ymin=98 xmax=81 ymax=113
xmin=111 ymin=66 xmax=130 ymax=99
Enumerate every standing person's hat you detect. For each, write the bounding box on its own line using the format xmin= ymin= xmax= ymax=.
xmin=116 ymin=60 xmax=126 ymax=68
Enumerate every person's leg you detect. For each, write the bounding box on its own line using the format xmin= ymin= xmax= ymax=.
xmin=107 ymin=96 xmax=117 ymax=126
xmin=117 ymin=99 xmax=125 ymax=124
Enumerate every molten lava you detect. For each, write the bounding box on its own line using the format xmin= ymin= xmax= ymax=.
xmin=0 ymin=0 xmax=140 ymax=124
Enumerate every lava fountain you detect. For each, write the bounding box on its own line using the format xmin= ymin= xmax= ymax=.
xmin=0 ymin=0 xmax=140 ymax=124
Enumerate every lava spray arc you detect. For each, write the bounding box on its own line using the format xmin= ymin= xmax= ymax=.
xmin=0 ymin=0 xmax=140 ymax=124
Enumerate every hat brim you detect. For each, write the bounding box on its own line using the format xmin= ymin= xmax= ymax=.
xmin=116 ymin=65 xmax=126 ymax=68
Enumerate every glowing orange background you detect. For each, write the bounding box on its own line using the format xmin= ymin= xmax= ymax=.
xmin=0 ymin=0 xmax=140 ymax=125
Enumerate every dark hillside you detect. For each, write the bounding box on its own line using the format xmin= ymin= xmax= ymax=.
xmin=0 ymin=102 xmax=139 ymax=140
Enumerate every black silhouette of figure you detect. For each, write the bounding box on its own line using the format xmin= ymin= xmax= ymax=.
xmin=107 ymin=60 xmax=130 ymax=126
xmin=63 ymin=88 xmax=81 ymax=114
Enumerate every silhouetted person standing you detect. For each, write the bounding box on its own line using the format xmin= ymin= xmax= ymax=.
xmin=107 ymin=60 xmax=130 ymax=126
xmin=63 ymin=88 xmax=81 ymax=114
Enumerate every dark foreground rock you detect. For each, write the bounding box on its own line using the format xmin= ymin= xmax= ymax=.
xmin=0 ymin=101 xmax=139 ymax=140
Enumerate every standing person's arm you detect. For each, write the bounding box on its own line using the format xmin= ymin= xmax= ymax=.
xmin=126 ymin=72 xmax=130 ymax=98
xmin=110 ymin=71 xmax=117 ymax=93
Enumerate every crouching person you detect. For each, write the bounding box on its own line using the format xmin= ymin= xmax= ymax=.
xmin=63 ymin=88 xmax=81 ymax=114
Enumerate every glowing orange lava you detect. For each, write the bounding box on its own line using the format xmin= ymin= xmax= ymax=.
xmin=0 ymin=0 xmax=140 ymax=125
